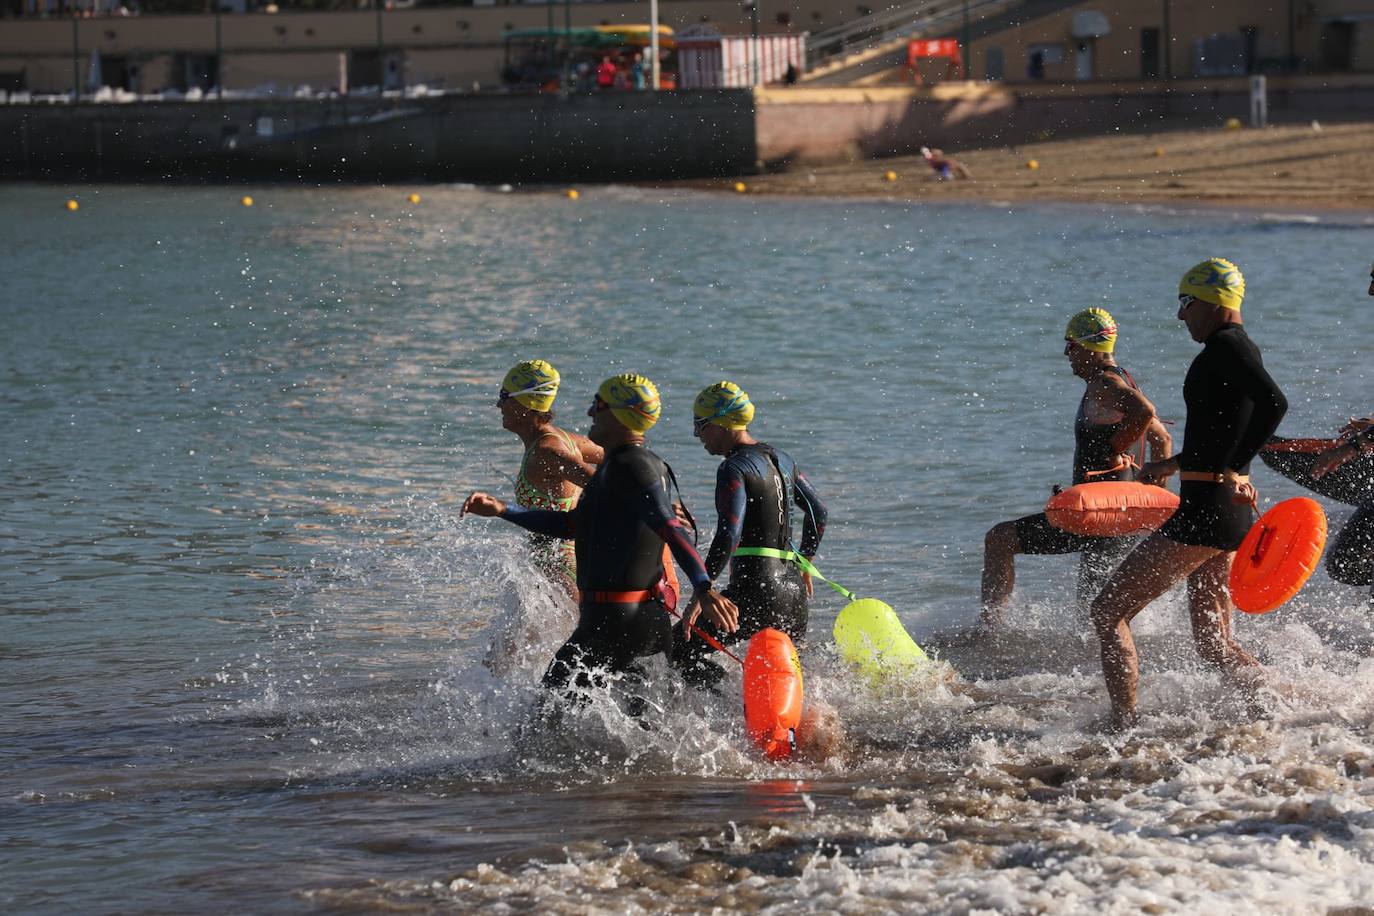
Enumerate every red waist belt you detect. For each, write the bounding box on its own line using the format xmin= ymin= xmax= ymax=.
xmin=587 ymin=589 xmax=655 ymax=604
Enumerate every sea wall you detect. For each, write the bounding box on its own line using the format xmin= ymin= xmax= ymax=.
xmin=2 ymin=74 xmax=1372 ymax=181
xmin=0 ymin=90 xmax=758 ymax=181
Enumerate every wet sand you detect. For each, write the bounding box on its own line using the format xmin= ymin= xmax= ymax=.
xmin=694 ymin=121 xmax=1374 ymax=211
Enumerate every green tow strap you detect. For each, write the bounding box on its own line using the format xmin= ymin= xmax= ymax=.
xmin=732 ymin=547 xmax=857 ymax=602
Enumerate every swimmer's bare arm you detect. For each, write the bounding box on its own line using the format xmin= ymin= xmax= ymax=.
xmin=528 ymin=434 xmax=598 ymax=492
xmin=1144 ymin=417 xmax=1172 ymax=464
xmin=1097 ymin=372 xmax=1162 ymax=461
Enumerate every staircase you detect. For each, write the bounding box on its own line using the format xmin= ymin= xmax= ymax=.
xmin=801 ymin=0 xmax=1084 ymax=86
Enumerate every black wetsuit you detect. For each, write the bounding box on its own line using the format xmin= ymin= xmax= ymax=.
xmin=1159 ymin=325 xmax=1288 ymax=550
xmin=671 ymin=443 xmax=827 ymax=683
xmin=502 ymin=442 xmax=711 ymax=690
xmin=1011 ymin=365 xmax=1144 ymax=606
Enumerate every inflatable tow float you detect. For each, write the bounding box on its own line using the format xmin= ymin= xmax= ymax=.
xmin=1229 ymin=497 xmax=1327 ymax=614
xmin=742 ymin=628 xmax=804 ymax=760
xmin=1045 ymin=481 xmax=1179 ymax=536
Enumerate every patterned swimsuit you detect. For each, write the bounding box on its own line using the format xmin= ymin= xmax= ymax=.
xmin=514 ymin=428 xmax=579 ymax=577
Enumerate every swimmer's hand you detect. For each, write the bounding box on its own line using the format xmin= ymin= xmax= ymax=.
xmin=1338 ymin=416 xmax=1374 ymax=439
xmin=1224 ymin=473 xmax=1257 ymax=507
xmin=1137 ymin=457 xmax=1178 ymax=487
xmin=801 ymin=570 xmax=815 ymax=597
xmin=461 ymin=492 xmax=506 ymax=518
xmin=681 ymin=586 xmax=739 ymax=638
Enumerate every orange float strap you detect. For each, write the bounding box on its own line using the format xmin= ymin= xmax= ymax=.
xmin=742 ymin=628 xmax=804 ymax=760
xmin=1044 ymin=481 xmax=1179 ymax=537
xmin=1229 ymin=497 xmax=1327 ymax=614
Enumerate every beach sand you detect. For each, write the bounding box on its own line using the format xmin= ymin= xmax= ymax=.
xmin=694 ymin=121 xmax=1374 ymax=211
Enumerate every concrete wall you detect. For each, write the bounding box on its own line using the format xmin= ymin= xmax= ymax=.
xmin=966 ymin=0 xmax=1374 ymax=83
xmin=0 ymin=89 xmax=757 ymax=180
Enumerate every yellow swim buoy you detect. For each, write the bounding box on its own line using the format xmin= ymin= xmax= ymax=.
xmin=64 ymin=199 xmax=79 ymax=211
xmin=1224 ymin=117 xmax=1243 ymax=130
xmin=884 ymin=170 xmax=897 ymax=182
xmin=241 ymin=196 xmax=254 ymax=207
xmin=565 ymin=188 xmax=580 ymax=200
xmin=833 ymin=598 xmax=928 ymax=683
xmin=733 ymin=181 xmax=747 ymax=193
xmin=1153 ymin=147 xmax=1165 ymax=157
xmin=1025 ymin=159 xmax=1040 ymax=171
xmin=407 ymin=192 xmax=422 ymax=204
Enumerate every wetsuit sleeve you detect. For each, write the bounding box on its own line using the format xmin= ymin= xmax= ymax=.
xmin=621 ymin=454 xmax=712 ymax=591
xmin=1222 ymin=338 xmax=1289 ymax=472
xmin=501 ymin=505 xmax=577 ymax=539
xmin=793 ymin=469 xmax=828 ymax=557
xmin=705 ymin=461 xmax=748 ymax=580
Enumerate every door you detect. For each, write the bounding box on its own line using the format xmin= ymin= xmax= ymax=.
xmin=1075 ymin=39 xmax=1093 ymax=80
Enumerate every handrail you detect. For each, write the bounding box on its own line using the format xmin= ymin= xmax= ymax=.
xmin=804 ymin=0 xmax=1021 ymax=72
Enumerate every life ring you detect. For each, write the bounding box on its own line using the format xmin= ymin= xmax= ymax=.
xmin=1229 ymin=497 xmax=1328 ymax=614
xmin=742 ymin=628 xmax=803 ymax=760
xmin=1260 ymin=435 xmax=1374 ymax=508
xmin=1044 ymin=481 xmax=1179 ymax=537
xmin=832 ymin=598 xmax=928 ymax=681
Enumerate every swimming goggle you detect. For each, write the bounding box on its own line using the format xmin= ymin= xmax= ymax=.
xmin=498 ymin=379 xmax=559 ymax=405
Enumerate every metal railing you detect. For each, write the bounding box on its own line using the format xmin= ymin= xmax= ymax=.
xmin=804 ymin=0 xmax=1020 ymax=73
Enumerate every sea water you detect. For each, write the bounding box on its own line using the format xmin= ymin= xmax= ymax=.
xmin=3 ymin=183 xmax=1374 ymax=913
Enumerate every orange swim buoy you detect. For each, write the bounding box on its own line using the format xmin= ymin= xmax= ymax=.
xmin=1229 ymin=497 xmax=1327 ymax=614
xmin=742 ymin=628 xmax=803 ymax=760
xmin=1045 ymin=482 xmax=1180 ymax=537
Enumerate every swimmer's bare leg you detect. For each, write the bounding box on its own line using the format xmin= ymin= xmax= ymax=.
xmin=1186 ymin=551 xmax=1263 ymax=711
xmin=980 ymin=521 xmax=1022 ymax=627
xmin=1090 ymin=532 xmax=1216 ymax=728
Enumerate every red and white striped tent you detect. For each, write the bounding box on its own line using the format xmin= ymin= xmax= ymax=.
xmin=677 ymin=26 xmax=806 ymax=89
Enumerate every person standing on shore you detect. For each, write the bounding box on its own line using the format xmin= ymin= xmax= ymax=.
xmin=980 ymin=309 xmax=1170 ymax=627
xmin=672 ymin=381 xmax=829 ymax=689
xmin=463 ymin=374 xmax=739 ymax=699
xmin=1088 ymin=259 xmax=1288 ymax=730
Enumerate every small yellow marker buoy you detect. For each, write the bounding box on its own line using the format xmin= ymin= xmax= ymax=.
xmin=64 ymin=198 xmax=79 ymax=211
xmin=241 ymin=195 xmax=254 ymax=207
xmin=407 ymin=192 xmax=422 ymax=204
xmin=565 ymin=188 xmax=579 ymax=200
xmin=1224 ymin=117 xmax=1243 ymax=130
xmin=733 ymin=181 xmax=747 ymax=193
xmin=884 ymin=170 xmax=897 ymax=182
xmin=1025 ymin=159 xmax=1040 ymax=171
xmin=1153 ymin=147 xmax=1165 ymax=157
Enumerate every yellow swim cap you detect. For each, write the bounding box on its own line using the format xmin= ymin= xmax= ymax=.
xmin=501 ymin=360 xmax=560 ymax=412
xmin=693 ymin=381 xmax=755 ymax=430
xmin=1179 ymin=257 xmax=1245 ymax=310
xmin=597 ymin=373 xmax=661 ymax=432
xmin=1065 ymin=308 xmax=1118 ymax=353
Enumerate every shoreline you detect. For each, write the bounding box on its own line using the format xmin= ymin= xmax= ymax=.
xmin=666 ymin=121 xmax=1374 ymax=214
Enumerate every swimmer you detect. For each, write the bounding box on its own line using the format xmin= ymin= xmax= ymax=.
xmin=496 ymin=360 xmax=603 ymax=598
xmin=1089 ymin=259 xmax=1288 ymax=730
xmin=981 ymin=308 xmax=1171 ymax=626
xmin=920 ymin=145 xmax=972 ymax=180
xmin=464 ymin=374 xmax=739 ymax=700
xmin=1369 ymin=261 xmax=1374 ymax=297
xmin=1308 ymin=419 xmax=1374 ymax=598
xmin=672 ymin=381 xmax=830 ymax=689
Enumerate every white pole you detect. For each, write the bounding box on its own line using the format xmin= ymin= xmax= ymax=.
xmin=1249 ymin=74 xmax=1267 ymax=128
xmin=649 ymin=0 xmax=660 ymax=90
